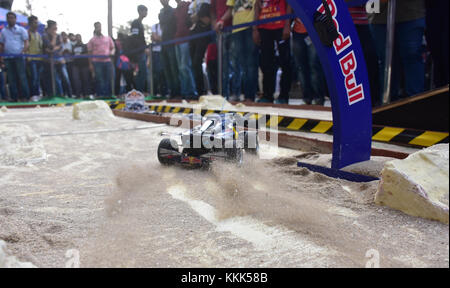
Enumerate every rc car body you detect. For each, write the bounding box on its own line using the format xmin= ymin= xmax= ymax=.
xmin=158 ymin=114 xmax=259 ymax=168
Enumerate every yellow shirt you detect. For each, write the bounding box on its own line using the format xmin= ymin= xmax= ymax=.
xmin=28 ymin=31 xmax=43 ymax=61
xmin=226 ymin=0 xmax=256 ymax=33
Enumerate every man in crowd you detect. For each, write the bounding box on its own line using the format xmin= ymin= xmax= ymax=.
xmin=0 ymin=12 xmax=30 ymax=102
xmin=129 ymin=5 xmax=149 ymax=92
xmin=159 ymin=0 xmax=180 ymax=98
xmin=188 ymin=1 xmax=212 ymax=96
xmin=61 ymin=31 xmax=74 ymax=97
xmin=72 ymin=34 xmax=91 ymax=99
xmin=87 ymin=22 xmax=115 ymax=99
xmin=425 ymin=1 xmax=449 ymax=88
xmin=349 ymin=4 xmax=380 ymax=106
xmin=370 ymin=0 xmax=426 ymax=100
xmin=114 ymin=32 xmax=135 ymax=95
xmin=151 ymin=22 xmax=167 ymax=97
xmin=254 ymin=0 xmax=292 ymax=104
xmin=27 ymin=15 xmax=44 ymax=101
xmin=174 ymin=0 xmax=197 ymax=99
xmin=43 ymin=20 xmax=73 ymax=98
xmin=217 ymin=0 xmax=258 ymax=102
xmin=291 ymin=18 xmax=325 ymax=106
xmin=212 ymin=0 xmax=239 ymax=99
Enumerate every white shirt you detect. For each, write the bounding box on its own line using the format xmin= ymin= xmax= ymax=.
xmin=151 ymin=23 xmax=162 ymax=52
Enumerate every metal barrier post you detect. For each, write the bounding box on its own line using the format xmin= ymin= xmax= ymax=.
xmin=217 ymin=31 xmax=223 ymax=96
xmin=382 ymin=0 xmax=396 ymax=105
xmin=149 ymin=44 xmax=154 ymax=97
xmin=111 ymin=57 xmax=115 ymax=98
xmin=50 ymin=55 xmax=56 ymax=97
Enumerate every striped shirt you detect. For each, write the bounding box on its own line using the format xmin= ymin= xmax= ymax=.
xmin=349 ymin=6 xmax=369 ymax=25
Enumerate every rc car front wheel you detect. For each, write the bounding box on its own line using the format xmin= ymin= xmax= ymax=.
xmin=158 ymin=138 xmax=180 ymax=166
xmin=226 ymin=149 xmax=244 ymax=166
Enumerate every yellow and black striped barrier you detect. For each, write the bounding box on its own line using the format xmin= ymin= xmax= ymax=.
xmin=135 ymin=104 xmax=449 ymax=148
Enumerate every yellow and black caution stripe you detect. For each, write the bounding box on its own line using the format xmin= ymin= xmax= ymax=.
xmin=120 ymin=104 xmax=449 ymax=148
xmin=108 ymin=101 xmax=126 ymax=110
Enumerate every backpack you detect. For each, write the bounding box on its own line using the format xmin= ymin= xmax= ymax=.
xmin=116 ymin=54 xmax=131 ymax=71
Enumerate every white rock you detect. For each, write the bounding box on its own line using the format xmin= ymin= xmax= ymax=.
xmin=0 ymin=106 xmax=7 ymax=113
xmin=0 ymin=124 xmax=47 ymax=166
xmin=375 ymin=144 xmax=449 ymax=224
xmin=72 ymin=100 xmax=115 ymax=122
xmin=0 ymin=241 xmax=36 ymax=268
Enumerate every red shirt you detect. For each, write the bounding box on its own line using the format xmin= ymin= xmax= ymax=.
xmin=292 ymin=18 xmax=307 ymax=34
xmin=175 ymin=1 xmax=191 ymax=41
xmin=258 ymin=0 xmax=287 ymax=30
xmin=349 ymin=6 xmax=369 ymax=25
xmin=211 ymin=0 xmax=232 ymax=27
xmin=206 ymin=43 xmax=217 ymax=64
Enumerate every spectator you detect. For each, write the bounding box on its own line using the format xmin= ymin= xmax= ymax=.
xmin=129 ymin=5 xmax=149 ymax=92
xmin=254 ymin=0 xmax=292 ymax=104
xmin=218 ymin=0 xmax=259 ymax=102
xmin=114 ymin=32 xmax=134 ymax=95
xmin=212 ymin=0 xmax=239 ymax=99
xmin=61 ymin=31 xmax=74 ymax=97
xmin=0 ymin=63 xmax=5 ymax=101
xmin=72 ymin=34 xmax=91 ymax=99
xmin=68 ymin=33 xmax=77 ymax=47
xmin=27 ymin=15 xmax=44 ymax=102
xmin=369 ymin=0 xmax=426 ymax=100
xmin=43 ymin=20 xmax=73 ymax=98
xmin=349 ymin=5 xmax=380 ymax=106
xmin=174 ymin=0 xmax=197 ymax=99
xmin=205 ymin=41 xmax=217 ymax=94
xmin=87 ymin=22 xmax=115 ymax=99
xmin=292 ymin=18 xmax=325 ymax=106
xmin=425 ymin=1 xmax=449 ymax=88
xmin=0 ymin=12 xmax=30 ymax=102
xmin=151 ymin=23 xmax=168 ymax=97
xmin=188 ymin=1 xmax=213 ymax=96
xmin=159 ymin=0 xmax=180 ymax=98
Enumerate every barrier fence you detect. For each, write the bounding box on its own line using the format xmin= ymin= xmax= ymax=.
xmin=1 ymin=4 xmax=399 ymax=106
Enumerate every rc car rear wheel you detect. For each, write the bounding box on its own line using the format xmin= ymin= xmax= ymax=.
xmin=158 ymin=138 xmax=179 ymax=166
xmin=226 ymin=149 xmax=244 ymax=166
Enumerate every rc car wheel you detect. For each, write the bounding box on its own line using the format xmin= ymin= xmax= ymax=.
xmin=226 ymin=148 xmax=244 ymax=166
xmin=158 ymin=138 xmax=179 ymax=166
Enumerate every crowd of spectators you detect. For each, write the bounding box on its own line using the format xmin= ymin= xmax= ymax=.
xmin=153 ymin=0 xmax=448 ymax=106
xmin=0 ymin=6 xmax=148 ymax=102
xmin=0 ymin=0 xmax=448 ymax=107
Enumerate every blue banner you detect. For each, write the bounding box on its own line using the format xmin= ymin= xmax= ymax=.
xmin=288 ymin=0 xmax=373 ymax=169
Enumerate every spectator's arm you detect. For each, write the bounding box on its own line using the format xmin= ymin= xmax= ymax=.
xmin=87 ymin=40 xmax=95 ymax=74
xmin=253 ymin=0 xmax=261 ymax=45
xmin=23 ymin=40 xmax=29 ymax=54
xmin=283 ymin=4 xmax=292 ymax=40
xmin=0 ymin=42 xmax=4 ymax=62
xmin=215 ymin=7 xmax=232 ymax=31
xmin=109 ymin=37 xmax=116 ymax=56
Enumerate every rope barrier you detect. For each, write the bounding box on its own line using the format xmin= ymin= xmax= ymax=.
xmin=0 ymin=14 xmax=297 ymax=59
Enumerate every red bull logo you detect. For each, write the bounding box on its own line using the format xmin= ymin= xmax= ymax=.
xmin=318 ymin=0 xmax=365 ymax=106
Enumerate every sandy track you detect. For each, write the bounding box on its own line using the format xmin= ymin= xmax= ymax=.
xmin=0 ymin=107 xmax=448 ymax=268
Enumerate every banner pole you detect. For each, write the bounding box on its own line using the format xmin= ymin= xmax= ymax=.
xmin=382 ymin=0 xmax=396 ymax=104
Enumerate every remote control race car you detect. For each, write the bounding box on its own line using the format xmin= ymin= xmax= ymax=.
xmin=158 ymin=114 xmax=259 ymax=168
